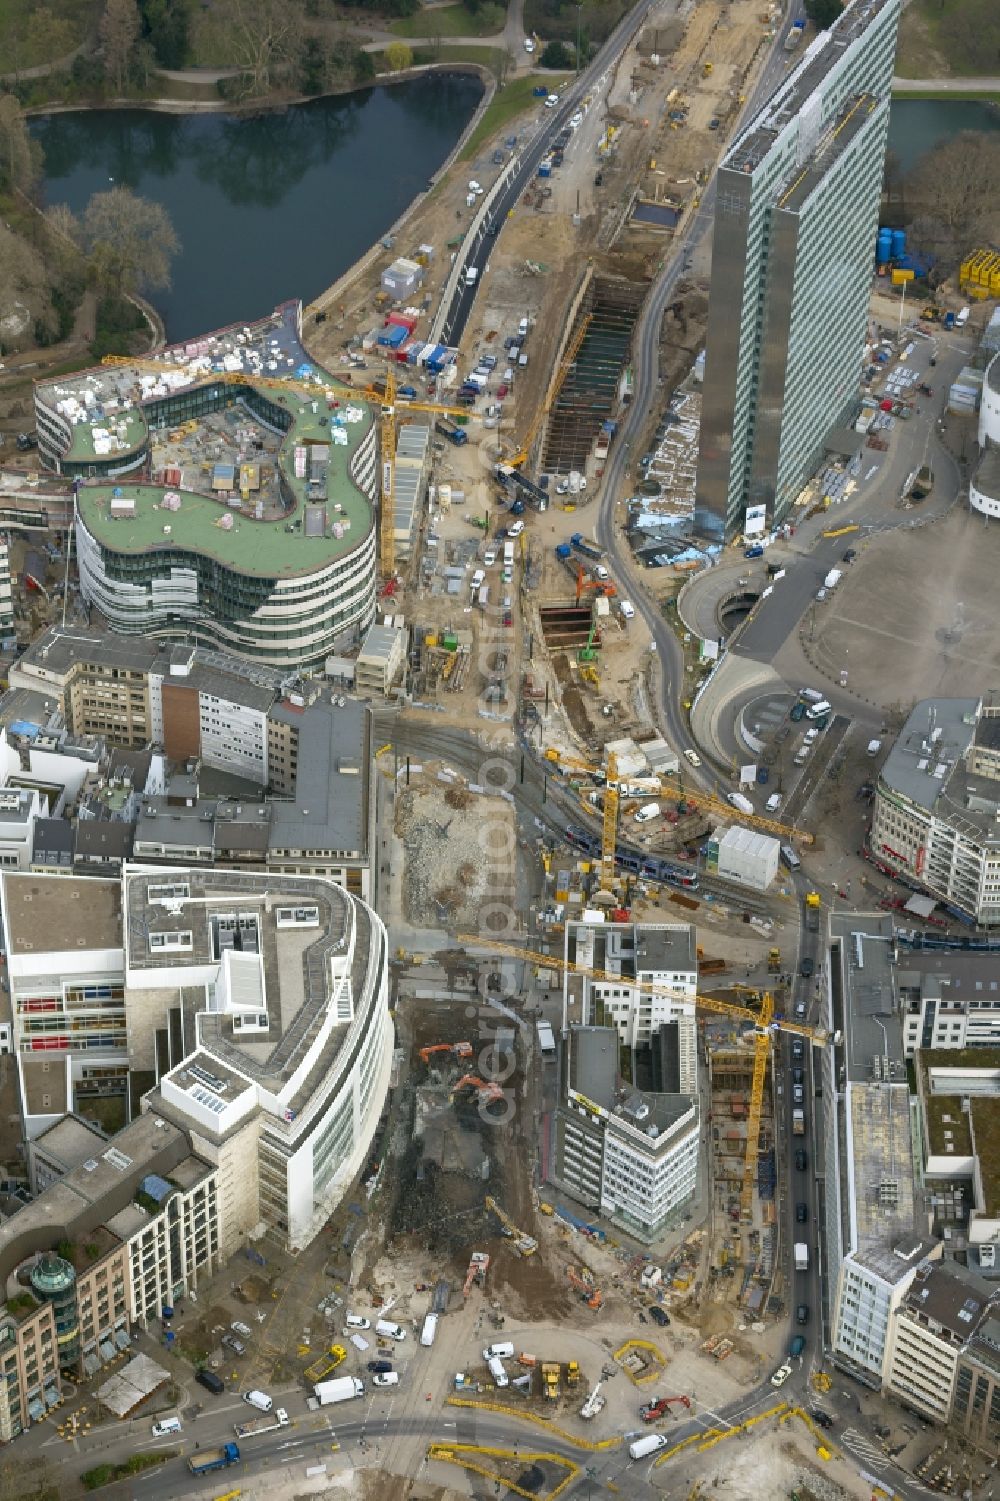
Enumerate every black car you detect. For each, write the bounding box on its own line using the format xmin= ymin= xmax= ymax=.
xmin=796 ymin=1304 xmax=810 ymax=1325
xmin=800 ymin=957 xmax=815 ymax=977
xmin=795 ymin=1148 xmax=808 ymax=1172
xmin=649 ymin=1306 xmax=671 ymax=1327
xmin=842 ymin=548 xmax=857 ymax=563
xmin=792 ymin=1038 xmax=804 ymax=1060
xmin=367 ymin=1359 xmax=393 ymax=1373
xmin=792 ymin=1067 xmax=804 ymax=1085
xmin=810 ymin=1408 xmax=834 ymax=1430
xmin=795 ymin=1202 xmax=808 ymax=1223
xmin=196 ymin=1368 xmax=225 ymax=1395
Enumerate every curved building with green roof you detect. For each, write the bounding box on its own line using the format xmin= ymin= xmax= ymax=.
xmin=36 ymin=303 xmax=379 ymax=669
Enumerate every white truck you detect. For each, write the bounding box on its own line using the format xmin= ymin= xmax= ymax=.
xmin=728 ymin=792 xmax=754 ymax=816
xmin=315 ymin=1376 xmax=364 ymax=1406
xmin=234 ymin=1408 xmax=289 ymax=1439
xmin=823 ymin=568 xmax=842 ymax=591
xmin=794 ymin=1242 xmax=809 ymax=1272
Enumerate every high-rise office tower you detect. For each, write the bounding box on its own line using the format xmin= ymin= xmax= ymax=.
xmin=695 ymin=0 xmax=900 ymax=541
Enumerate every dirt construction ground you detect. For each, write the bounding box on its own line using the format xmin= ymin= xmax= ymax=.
xmin=806 ymin=505 xmax=1000 ymax=712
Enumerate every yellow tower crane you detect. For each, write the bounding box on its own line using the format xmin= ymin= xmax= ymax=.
xmin=99 ymin=353 xmax=476 ymax=584
xmin=542 ymin=746 xmax=814 ymax=847
xmin=462 ymin=938 xmax=828 ymax=1224
xmin=505 ymin=312 xmax=592 ymax=469
xmin=600 ymin=750 xmax=619 ymax=899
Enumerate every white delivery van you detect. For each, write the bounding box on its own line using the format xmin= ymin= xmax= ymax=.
xmin=345 ymin=1314 xmax=371 ymax=1330
xmin=488 ymin=1356 xmax=509 ymax=1387
xmin=806 ymin=700 xmax=831 ymax=720
xmin=800 ymin=687 xmax=824 ymax=703
xmin=376 ymin=1320 xmax=406 ymax=1341
xmin=728 ymin=792 xmax=754 ymax=815
xmin=483 ymin=1341 xmax=515 ymax=1361
xmin=151 ymin=1417 xmax=182 ymax=1437
xmin=470 ymin=568 xmax=485 ymax=590
xmin=243 ymin=1390 xmax=273 ymax=1412
xmin=766 ymin=793 xmax=783 ymax=813
xmin=421 ymin=1313 xmax=438 ymax=1348
xmin=634 ymin=802 xmax=660 ymax=824
xmin=372 ymin=1371 xmax=400 ymax=1387
xmin=629 ymin=1434 xmax=669 ymax=1460
xmin=465 ymin=266 xmax=479 ymax=286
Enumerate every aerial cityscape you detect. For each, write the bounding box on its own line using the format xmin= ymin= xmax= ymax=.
xmin=1 ymin=0 xmax=1000 ymax=1499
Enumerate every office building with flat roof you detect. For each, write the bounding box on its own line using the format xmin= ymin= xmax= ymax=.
xmin=870 ymin=697 xmax=1000 ymax=926
xmin=696 ymin=0 xmax=900 ymax=539
xmin=34 ymin=303 xmax=378 ymax=668
xmin=553 ymin=1024 xmax=699 ymax=1241
xmin=953 ymin=1316 xmax=1000 ymax=1455
xmin=898 ymin=952 xmax=1000 ymax=1057
xmin=821 ymin=912 xmax=938 ymax=1386
xmin=884 ymin=1259 xmax=997 ymax=1424
xmin=122 ymin=865 xmax=392 ymax=1251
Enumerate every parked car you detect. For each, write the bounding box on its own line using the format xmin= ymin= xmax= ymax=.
xmin=367 ymin=1359 xmax=392 ymax=1373
xmin=221 ymin=1333 xmax=245 ymax=1355
xmin=231 ymin=1321 xmax=252 ymax=1339
xmin=649 ymin=1306 xmax=670 ymax=1327
xmin=620 ymin=600 xmax=635 ymax=620
xmin=196 ymin=1369 xmax=225 ymax=1395
xmin=790 ymin=702 xmax=806 ymax=722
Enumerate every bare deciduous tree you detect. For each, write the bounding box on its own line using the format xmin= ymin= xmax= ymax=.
xmin=99 ymin=0 xmax=141 ymax=95
xmin=219 ymin=0 xmax=306 ymax=97
xmin=80 ymin=186 xmax=180 ymax=297
xmin=0 ymin=93 xmax=41 ymax=194
xmin=906 ymin=131 xmax=1000 ymax=271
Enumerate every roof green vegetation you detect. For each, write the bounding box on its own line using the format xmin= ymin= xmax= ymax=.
xmin=919 ymin=1047 xmax=1000 ymax=1214
xmin=66 ymin=407 xmax=148 ymax=463
xmin=77 ymin=384 xmax=374 ymax=578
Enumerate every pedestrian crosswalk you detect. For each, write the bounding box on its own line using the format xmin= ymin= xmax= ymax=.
xmin=839 ymin=1429 xmax=940 ymax=1499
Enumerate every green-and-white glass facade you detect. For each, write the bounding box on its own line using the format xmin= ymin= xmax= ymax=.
xmin=696 ymin=0 xmax=901 ymax=540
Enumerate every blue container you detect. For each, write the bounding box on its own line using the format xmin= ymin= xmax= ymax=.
xmin=877 ymin=228 xmax=892 ymax=256
xmin=891 ymin=228 xmax=906 ymax=259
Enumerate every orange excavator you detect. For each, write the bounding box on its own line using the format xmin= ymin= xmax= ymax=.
xmin=419 ymin=1041 xmax=474 ymax=1065
xmin=463 ymin=1251 xmax=490 ymax=1297
xmin=450 ymin=1075 xmax=504 ymax=1105
xmin=567 ymin=1265 xmax=603 ymax=1311
xmin=575 ymin=563 xmax=617 ymax=606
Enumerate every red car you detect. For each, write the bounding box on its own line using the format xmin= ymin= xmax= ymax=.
xmin=497 ymin=383 xmax=508 ymax=400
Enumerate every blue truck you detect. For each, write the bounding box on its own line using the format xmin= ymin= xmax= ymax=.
xmin=189 ymin=1442 xmax=240 ymax=1475
xmin=435 ymin=418 xmax=468 ymax=447
xmin=570 ymin=532 xmax=602 ymax=561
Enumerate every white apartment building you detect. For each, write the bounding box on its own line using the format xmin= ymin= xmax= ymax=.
xmin=885 ymin=1260 xmax=996 ymax=1423
xmin=0 ymin=538 xmax=14 ymax=649
xmin=554 ymin=1025 xmax=700 ymax=1242
xmin=1 ymin=873 xmax=127 ymax=1116
xmin=833 ymin=1239 xmax=938 ymax=1383
xmin=898 ymin=953 xmax=1000 ymax=1056
xmin=563 ymin=921 xmax=698 ymax=1085
xmin=123 ymin=865 xmax=392 ymax=1251
xmin=871 ymin=697 xmax=1000 ymax=927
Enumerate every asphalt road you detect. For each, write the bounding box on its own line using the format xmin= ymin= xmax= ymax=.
xmin=592 ymin=17 xmax=808 ymax=791
xmin=441 ymin=0 xmax=674 ymax=347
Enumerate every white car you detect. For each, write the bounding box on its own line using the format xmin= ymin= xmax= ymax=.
xmin=508 ymin=519 xmax=525 ymax=537
xmin=683 ymin=748 xmax=702 ymax=767
xmin=345 ymin=1314 xmax=371 ymax=1330
xmin=570 ymin=111 xmax=583 ymax=129
xmin=770 ymin=1362 xmax=793 ymax=1388
xmin=524 ymin=37 xmax=535 ymax=52
xmin=545 ymin=94 xmax=559 ymax=108
xmin=372 ymin=1371 xmax=400 ymax=1387
xmin=620 ymin=600 xmax=635 ymax=620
